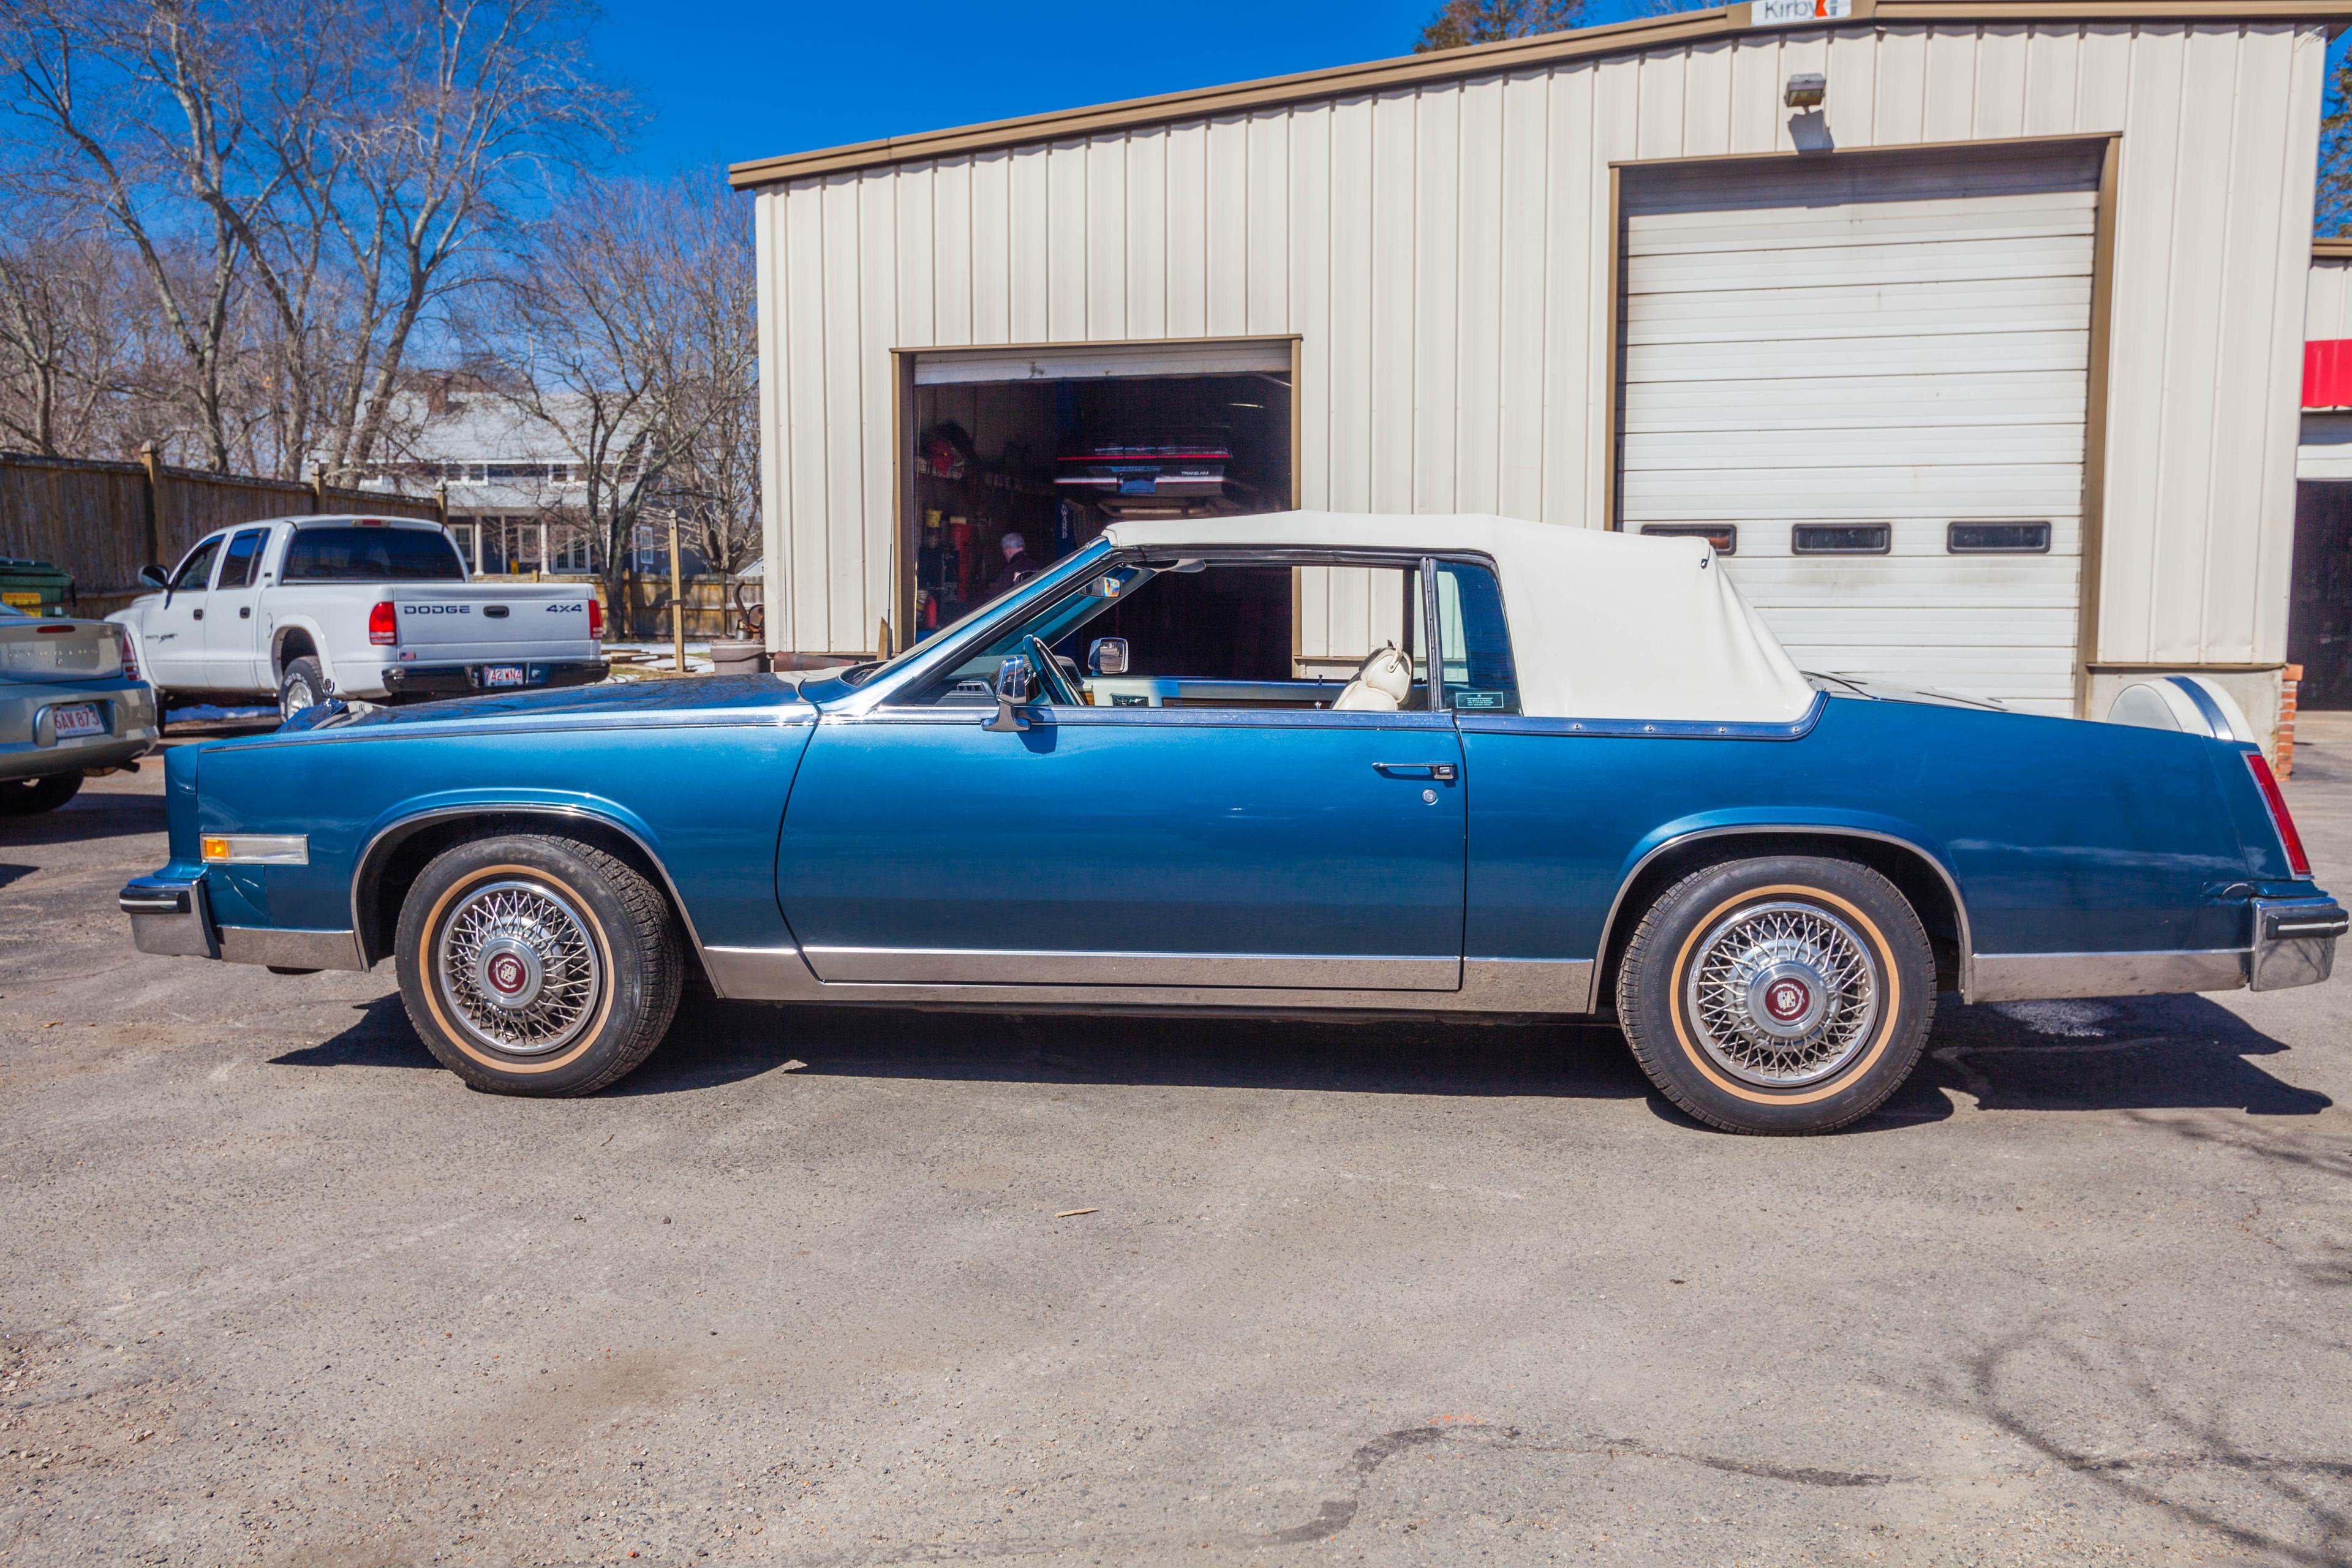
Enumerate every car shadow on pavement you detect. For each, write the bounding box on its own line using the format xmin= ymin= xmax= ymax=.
xmin=0 ymin=789 xmax=164 ymax=845
xmin=276 ymin=989 xmax=2331 ymax=1127
xmin=1922 ymin=992 xmax=2331 ymax=1116
xmin=617 ymin=995 xmax=1660 ymax=1101
xmin=272 ymin=994 xmax=437 ymax=1070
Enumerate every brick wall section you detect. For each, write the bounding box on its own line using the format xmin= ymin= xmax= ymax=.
xmin=2278 ymin=664 xmax=2301 ymax=778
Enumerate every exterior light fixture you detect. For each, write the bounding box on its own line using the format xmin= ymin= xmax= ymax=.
xmin=1785 ymin=72 xmax=1826 ymax=108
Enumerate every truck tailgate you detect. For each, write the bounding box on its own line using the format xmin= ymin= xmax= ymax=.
xmin=388 ymin=586 xmax=597 ymax=663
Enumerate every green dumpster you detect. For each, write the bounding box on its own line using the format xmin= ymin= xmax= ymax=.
xmin=0 ymin=558 xmax=77 ymax=617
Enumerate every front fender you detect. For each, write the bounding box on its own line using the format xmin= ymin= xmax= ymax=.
xmin=349 ymin=789 xmax=682 ymax=960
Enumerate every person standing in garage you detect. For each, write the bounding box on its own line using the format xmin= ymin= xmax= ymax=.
xmin=986 ymin=531 xmax=1039 ymax=601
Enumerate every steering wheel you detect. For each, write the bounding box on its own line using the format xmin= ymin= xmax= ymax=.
xmin=1026 ymin=635 xmax=1083 ymax=707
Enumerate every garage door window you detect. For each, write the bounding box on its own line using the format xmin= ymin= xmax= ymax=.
xmin=1792 ymin=524 xmax=1890 ymax=556
xmin=1640 ymin=524 xmax=1738 ymax=556
xmin=1947 ymin=522 xmax=2051 ymax=554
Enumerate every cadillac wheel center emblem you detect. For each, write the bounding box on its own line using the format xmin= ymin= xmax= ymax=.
xmin=434 ymin=879 xmax=603 ymax=1057
xmin=488 ymin=951 xmax=529 ymax=996
xmin=1685 ymin=900 xmax=1881 ymax=1089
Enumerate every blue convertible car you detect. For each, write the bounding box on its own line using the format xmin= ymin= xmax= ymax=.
xmin=119 ymin=513 xmax=2343 ymax=1134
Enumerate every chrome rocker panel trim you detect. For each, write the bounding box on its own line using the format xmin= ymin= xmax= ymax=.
xmin=802 ymin=946 xmax=1462 ymax=990
xmin=706 ymin=946 xmax=1594 ymax=1017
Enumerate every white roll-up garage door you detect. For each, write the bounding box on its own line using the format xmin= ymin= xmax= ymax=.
xmin=1618 ymin=146 xmax=2102 ymax=716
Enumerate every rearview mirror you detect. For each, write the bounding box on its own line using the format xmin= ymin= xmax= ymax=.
xmin=1087 ymin=637 xmax=1129 ymax=676
xmin=138 ymin=564 xmax=168 ymax=590
xmin=983 ymin=654 xmax=1035 ymax=733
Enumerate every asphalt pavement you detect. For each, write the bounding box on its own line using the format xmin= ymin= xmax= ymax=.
xmin=4 ymin=714 xmax=2352 ymax=1566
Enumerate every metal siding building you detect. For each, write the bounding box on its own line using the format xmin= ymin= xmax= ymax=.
xmin=735 ymin=1 xmax=2335 ymax=739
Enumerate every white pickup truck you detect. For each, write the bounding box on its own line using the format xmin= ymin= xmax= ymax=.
xmin=110 ymin=514 xmax=606 ymax=719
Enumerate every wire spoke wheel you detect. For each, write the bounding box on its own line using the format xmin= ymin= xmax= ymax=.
xmin=432 ymin=878 xmax=603 ymax=1057
xmin=1683 ymin=899 xmax=1880 ymax=1090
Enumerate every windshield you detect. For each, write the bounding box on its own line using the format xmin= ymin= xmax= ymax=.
xmin=282 ymin=526 xmax=466 ymax=582
xmin=837 ymin=540 xmax=1114 ymax=688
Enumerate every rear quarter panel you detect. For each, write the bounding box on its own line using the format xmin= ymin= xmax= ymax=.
xmin=1464 ymin=695 xmax=2258 ymax=965
xmin=188 ymin=698 xmax=815 ymax=950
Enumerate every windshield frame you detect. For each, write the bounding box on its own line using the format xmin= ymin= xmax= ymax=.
xmin=807 ymin=539 xmax=1117 ymax=711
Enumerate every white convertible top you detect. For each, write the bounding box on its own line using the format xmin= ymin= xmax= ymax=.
xmin=1100 ymin=511 xmax=1816 ymax=724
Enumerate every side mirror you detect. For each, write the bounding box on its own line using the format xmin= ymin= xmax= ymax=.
xmin=1087 ymin=637 xmax=1129 ymax=676
xmin=138 ymin=564 xmax=169 ymax=590
xmin=983 ymin=654 xmax=1035 ymax=733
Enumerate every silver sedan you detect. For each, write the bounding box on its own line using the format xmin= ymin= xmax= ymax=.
xmin=0 ymin=604 xmax=160 ymax=815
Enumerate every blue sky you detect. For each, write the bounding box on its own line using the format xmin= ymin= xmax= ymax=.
xmin=591 ymin=0 xmax=1650 ymax=180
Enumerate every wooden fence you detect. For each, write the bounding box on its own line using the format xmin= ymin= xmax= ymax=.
xmin=0 ymin=449 xmax=441 ymax=616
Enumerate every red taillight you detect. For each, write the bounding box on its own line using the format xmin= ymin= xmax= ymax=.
xmin=116 ymin=625 xmax=138 ymax=680
xmin=368 ymin=600 xmax=397 ymax=646
xmin=2246 ymin=752 xmax=2312 ymax=878
xmin=586 ymin=596 xmax=603 ymax=640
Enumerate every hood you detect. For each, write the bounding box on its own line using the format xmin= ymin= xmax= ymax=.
xmin=276 ymin=673 xmax=809 ymax=737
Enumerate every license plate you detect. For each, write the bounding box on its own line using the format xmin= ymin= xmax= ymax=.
xmin=50 ymin=703 xmax=104 ymax=738
xmin=481 ymin=665 xmax=526 ymax=688
xmin=1118 ymin=477 xmax=1158 ymax=495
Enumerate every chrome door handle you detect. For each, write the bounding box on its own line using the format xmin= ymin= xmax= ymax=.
xmin=1374 ymin=762 xmax=1457 ymax=781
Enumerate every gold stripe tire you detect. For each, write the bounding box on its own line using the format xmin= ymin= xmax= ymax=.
xmin=1613 ymin=854 xmax=1936 ymax=1136
xmin=394 ymin=833 xmax=684 ymax=1096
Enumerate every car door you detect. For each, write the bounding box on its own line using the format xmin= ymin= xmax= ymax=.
xmin=202 ymin=526 xmax=271 ymax=689
xmin=143 ymin=533 xmax=224 ymax=692
xmin=775 ymin=556 xmax=1468 ymax=990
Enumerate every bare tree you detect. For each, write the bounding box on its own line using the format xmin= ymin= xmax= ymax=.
xmin=0 ymin=0 xmax=624 ymax=475
xmin=2321 ymin=50 xmax=2352 ymax=237
xmin=1414 ymin=0 xmax=1583 ymax=53
xmin=1 ymin=0 xmax=274 ymax=469
xmin=646 ymin=189 xmax=760 ymax=579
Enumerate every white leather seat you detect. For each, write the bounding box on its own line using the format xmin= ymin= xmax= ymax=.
xmin=1331 ymin=643 xmax=1414 ymax=711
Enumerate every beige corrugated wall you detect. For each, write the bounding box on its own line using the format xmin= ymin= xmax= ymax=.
xmin=2309 ymin=255 xmax=2352 ymax=339
xmin=755 ymin=21 xmax=2324 ymax=679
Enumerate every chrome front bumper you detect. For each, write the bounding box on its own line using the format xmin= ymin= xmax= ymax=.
xmin=119 ymin=875 xmax=217 ymax=959
xmin=118 ymin=873 xmax=367 ymax=971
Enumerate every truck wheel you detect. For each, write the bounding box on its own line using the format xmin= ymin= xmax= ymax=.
xmin=0 ymin=772 xmax=83 ymax=816
xmin=278 ymin=657 xmax=326 ymax=720
xmin=394 ymin=834 xmax=683 ymax=1096
xmin=1615 ymin=855 xmax=1935 ymax=1136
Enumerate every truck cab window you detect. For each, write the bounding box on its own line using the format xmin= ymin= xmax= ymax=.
xmin=169 ymin=536 xmax=224 ymax=592
xmin=217 ymin=528 xmax=270 ymax=589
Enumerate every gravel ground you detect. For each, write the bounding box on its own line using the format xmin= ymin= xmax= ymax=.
xmin=4 ymin=713 xmax=2351 ymax=1566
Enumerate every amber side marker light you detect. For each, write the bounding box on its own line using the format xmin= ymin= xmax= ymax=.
xmin=200 ymin=834 xmax=309 ymax=865
xmin=2245 ymin=752 xmax=2312 ymax=878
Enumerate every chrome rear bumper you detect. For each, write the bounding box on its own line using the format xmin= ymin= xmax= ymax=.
xmin=2248 ymin=895 xmax=2346 ymax=992
xmin=1969 ymin=895 xmax=2344 ymax=1003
